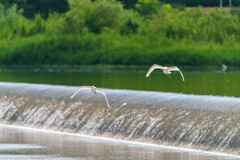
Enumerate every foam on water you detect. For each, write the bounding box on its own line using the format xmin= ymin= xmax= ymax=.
xmin=0 ymin=144 xmax=43 ymax=150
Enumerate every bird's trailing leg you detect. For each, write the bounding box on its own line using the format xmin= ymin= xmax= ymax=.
xmin=167 ymin=74 xmax=171 ymax=79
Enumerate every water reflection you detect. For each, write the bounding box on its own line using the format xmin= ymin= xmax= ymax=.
xmin=0 ymin=125 xmax=238 ymax=160
xmin=0 ymin=70 xmax=239 ymax=97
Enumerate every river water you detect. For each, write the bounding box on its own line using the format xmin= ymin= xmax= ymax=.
xmin=0 ymin=124 xmax=239 ymax=160
xmin=0 ymin=69 xmax=239 ymax=159
xmin=0 ymin=69 xmax=238 ymax=97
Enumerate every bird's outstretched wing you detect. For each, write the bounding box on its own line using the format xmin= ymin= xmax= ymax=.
xmin=146 ymin=64 xmax=164 ymax=77
xmin=70 ymin=86 xmax=91 ymax=99
xmin=96 ymin=88 xmax=110 ymax=108
xmin=167 ymin=66 xmax=185 ymax=81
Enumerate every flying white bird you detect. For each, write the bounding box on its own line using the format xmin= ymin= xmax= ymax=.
xmin=146 ymin=64 xmax=184 ymax=81
xmin=70 ymin=86 xmax=110 ymax=108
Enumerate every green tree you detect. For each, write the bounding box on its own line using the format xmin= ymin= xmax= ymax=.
xmin=135 ymin=0 xmax=161 ymax=15
xmin=1 ymin=0 xmax=69 ymax=19
xmin=66 ymin=0 xmax=125 ymax=33
xmin=23 ymin=0 xmax=69 ymax=18
xmin=117 ymin=0 xmax=138 ymax=8
xmin=0 ymin=0 xmax=26 ymax=8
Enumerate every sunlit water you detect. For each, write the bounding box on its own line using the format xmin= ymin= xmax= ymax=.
xmin=0 ymin=124 xmax=239 ymax=160
xmin=0 ymin=69 xmax=239 ymax=97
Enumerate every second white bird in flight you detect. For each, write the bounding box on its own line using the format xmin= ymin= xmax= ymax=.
xmin=70 ymin=65 xmax=184 ymax=108
xmin=70 ymin=86 xmax=110 ymax=108
xmin=146 ymin=64 xmax=185 ymax=81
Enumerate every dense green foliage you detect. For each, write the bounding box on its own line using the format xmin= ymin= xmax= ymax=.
xmin=2 ymin=0 xmax=239 ymax=18
xmin=118 ymin=0 xmax=240 ymax=8
xmin=1 ymin=0 xmax=68 ymax=18
xmin=162 ymin=0 xmax=240 ymax=7
xmin=0 ymin=0 xmax=240 ymax=67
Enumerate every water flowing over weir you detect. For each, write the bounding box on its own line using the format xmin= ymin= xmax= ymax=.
xmin=0 ymin=82 xmax=240 ymax=155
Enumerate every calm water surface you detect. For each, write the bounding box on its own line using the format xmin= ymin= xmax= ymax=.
xmin=0 ymin=69 xmax=239 ymax=97
xmin=0 ymin=125 xmax=239 ymax=160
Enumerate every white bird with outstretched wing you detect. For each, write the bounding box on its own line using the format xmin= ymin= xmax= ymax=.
xmin=146 ymin=64 xmax=164 ymax=77
xmin=70 ymin=86 xmax=91 ymax=99
xmin=70 ymin=86 xmax=110 ymax=108
xmin=146 ymin=64 xmax=184 ymax=81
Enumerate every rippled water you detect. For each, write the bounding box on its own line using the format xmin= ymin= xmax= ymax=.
xmin=0 ymin=124 xmax=239 ymax=160
xmin=0 ymin=69 xmax=239 ymax=97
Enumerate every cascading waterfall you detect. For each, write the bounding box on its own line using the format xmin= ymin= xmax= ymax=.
xmin=0 ymin=82 xmax=239 ymax=155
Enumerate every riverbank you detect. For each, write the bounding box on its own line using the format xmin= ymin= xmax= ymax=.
xmin=1 ymin=34 xmax=240 ymax=67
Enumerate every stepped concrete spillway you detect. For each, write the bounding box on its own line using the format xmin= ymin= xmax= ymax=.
xmin=0 ymin=82 xmax=239 ymax=155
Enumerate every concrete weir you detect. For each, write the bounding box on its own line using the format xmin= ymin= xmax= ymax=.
xmin=0 ymin=82 xmax=239 ymax=155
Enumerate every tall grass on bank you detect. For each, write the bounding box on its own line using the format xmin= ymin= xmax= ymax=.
xmin=1 ymin=33 xmax=239 ymax=66
xmin=0 ymin=1 xmax=240 ymax=67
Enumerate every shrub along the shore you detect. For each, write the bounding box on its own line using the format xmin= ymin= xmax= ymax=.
xmin=0 ymin=0 xmax=240 ymax=67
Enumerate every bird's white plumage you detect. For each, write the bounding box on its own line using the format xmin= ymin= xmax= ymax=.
xmin=146 ymin=64 xmax=184 ymax=81
xmin=70 ymin=86 xmax=110 ymax=108
xmin=167 ymin=66 xmax=184 ymax=81
xmin=70 ymin=86 xmax=91 ymax=99
xmin=95 ymin=88 xmax=110 ymax=108
xmin=146 ymin=64 xmax=164 ymax=77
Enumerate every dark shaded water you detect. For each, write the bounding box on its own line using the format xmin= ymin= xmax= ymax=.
xmin=0 ymin=124 xmax=239 ymax=160
xmin=0 ymin=69 xmax=239 ymax=97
